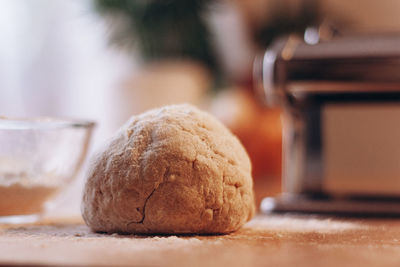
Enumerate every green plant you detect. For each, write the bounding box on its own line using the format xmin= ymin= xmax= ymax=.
xmin=94 ymin=0 xmax=218 ymax=74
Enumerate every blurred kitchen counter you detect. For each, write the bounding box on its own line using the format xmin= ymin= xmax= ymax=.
xmin=0 ymin=214 xmax=400 ymax=266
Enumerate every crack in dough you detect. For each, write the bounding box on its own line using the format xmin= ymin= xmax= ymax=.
xmin=128 ymin=187 xmax=156 ymax=225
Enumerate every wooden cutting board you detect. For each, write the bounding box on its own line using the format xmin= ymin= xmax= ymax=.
xmin=1 ymin=214 xmax=400 ymax=267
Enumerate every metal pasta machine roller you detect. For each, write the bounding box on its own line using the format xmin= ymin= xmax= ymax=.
xmin=255 ymin=32 xmax=400 ymax=215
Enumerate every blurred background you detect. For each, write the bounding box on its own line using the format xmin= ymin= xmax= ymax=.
xmin=1 ymin=0 xmax=400 ymax=216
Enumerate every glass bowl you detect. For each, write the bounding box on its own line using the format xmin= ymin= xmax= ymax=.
xmin=0 ymin=117 xmax=95 ymax=223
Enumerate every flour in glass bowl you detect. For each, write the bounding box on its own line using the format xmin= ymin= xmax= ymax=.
xmin=0 ymin=157 xmax=60 ymax=216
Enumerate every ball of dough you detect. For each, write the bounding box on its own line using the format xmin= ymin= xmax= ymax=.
xmin=82 ymin=104 xmax=255 ymax=234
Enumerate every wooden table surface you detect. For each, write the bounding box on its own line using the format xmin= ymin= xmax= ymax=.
xmin=1 ymin=214 xmax=400 ymax=267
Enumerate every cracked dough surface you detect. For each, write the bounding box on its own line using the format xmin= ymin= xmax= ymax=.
xmin=82 ymin=104 xmax=255 ymax=234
